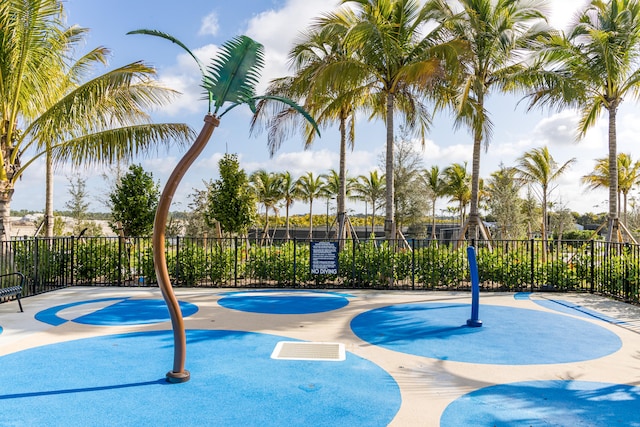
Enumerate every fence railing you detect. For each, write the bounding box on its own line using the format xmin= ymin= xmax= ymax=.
xmin=1 ymin=236 xmax=639 ymax=304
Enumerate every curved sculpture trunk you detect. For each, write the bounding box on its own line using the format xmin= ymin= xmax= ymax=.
xmin=153 ymin=114 xmax=220 ymax=383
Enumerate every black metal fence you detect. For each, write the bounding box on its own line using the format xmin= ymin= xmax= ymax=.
xmin=1 ymin=236 xmax=639 ymax=304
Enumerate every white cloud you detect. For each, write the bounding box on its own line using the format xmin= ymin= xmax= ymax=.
xmin=244 ymin=0 xmax=341 ymax=92
xmin=199 ymin=12 xmax=220 ymax=36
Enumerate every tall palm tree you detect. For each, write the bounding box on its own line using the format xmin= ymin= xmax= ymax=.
xmin=297 ymin=172 xmax=326 ymax=240
xmin=252 ymin=23 xmax=361 ymax=244
xmin=353 ymin=170 xmax=386 ymax=234
xmin=250 ymin=170 xmax=284 ymax=243
xmin=320 ymin=0 xmax=463 ymax=240
xmin=279 ymin=171 xmax=299 ymax=240
xmin=582 ymin=153 xmax=640 ymax=225
xmin=421 ymin=166 xmax=446 ymax=240
xmin=443 ymin=162 xmax=472 ymax=227
xmin=0 ymin=0 xmax=193 ymax=238
xmin=514 ymin=146 xmax=575 ymax=254
xmin=526 ymin=0 xmax=640 ymax=242
xmin=427 ymin=0 xmax=551 ymax=241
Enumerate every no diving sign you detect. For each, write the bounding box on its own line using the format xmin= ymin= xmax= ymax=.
xmin=310 ymin=241 xmax=339 ymax=274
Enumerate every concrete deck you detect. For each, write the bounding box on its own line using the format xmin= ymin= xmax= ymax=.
xmin=1 ymin=287 xmax=640 ymax=426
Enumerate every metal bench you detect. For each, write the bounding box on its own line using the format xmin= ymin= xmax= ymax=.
xmin=0 ymin=272 xmax=25 ymax=312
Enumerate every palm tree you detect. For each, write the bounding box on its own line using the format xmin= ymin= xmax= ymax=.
xmin=353 ymin=170 xmax=386 ymax=235
xmin=320 ymin=0 xmax=463 ymax=240
xmin=250 ymin=170 xmax=284 ymax=243
xmin=279 ymin=171 xmax=299 ymax=240
xmin=252 ymin=23 xmax=361 ymax=244
xmin=514 ymin=146 xmax=575 ymax=255
xmin=297 ymin=172 xmax=325 ymax=240
xmin=427 ymin=0 xmax=551 ymax=241
xmin=582 ymin=153 xmax=640 ymax=225
xmin=421 ymin=166 xmax=446 ymax=240
xmin=127 ymin=30 xmax=318 ymax=382
xmin=443 ymin=162 xmax=471 ymax=227
xmin=526 ymin=0 xmax=640 ymax=242
xmin=0 ymin=1 xmax=193 ymax=238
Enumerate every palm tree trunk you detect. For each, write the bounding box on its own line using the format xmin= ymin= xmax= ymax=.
xmin=153 ymin=114 xmax=219 ymax=383
xmin=0 ymin=186 xmax=13 ymax=240
xmin=384 ymin=92 xmax=395 ymax=241
xmin=541 ymin=187 xmax=548 ymax=262
xmin=371 ymin=201 xmax=376 ymax=237
xmin=261 ymin=208 xmax=269 ymax=244
xmin=467 ymin=127 xmax=482 ymax=241
xmin=308 ymin=199 xmax=314 ymax=240
xmin=285 ymin=203 xmax=290 ymax=241
xmin=45 ymin=150 xmax=54 ymax=237
xmin=431 ymin=200 xmax=437 ymax=240
xmin=337 ymin=113 xmax=347 ymax=248
xmin=607 ymin=106 xmax=619 ymax=242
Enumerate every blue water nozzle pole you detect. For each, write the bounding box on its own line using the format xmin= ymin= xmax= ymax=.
xmin=467 ymin=246 xmax=483 ymax=327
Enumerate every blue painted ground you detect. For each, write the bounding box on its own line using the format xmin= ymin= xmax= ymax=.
xmin=441 ymin=380 xmax=640 ymax=426
xmin=0 ymin=330 xmax=401 ymax=427
xmin=35 ymin=298 xmax=199 ymax=326
xmin=351 ymin=303 xmax=622 ymax=364
xmin=218 ymin=290 xmax=351 ymax=314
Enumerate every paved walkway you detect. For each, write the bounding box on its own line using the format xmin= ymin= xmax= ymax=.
xmin=1 ymin=287 xmax=640 ymax=426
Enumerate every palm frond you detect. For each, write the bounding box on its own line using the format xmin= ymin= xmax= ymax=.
xmin=204 ymin=35 xmax=264 ymax=115
xmin=127 ymin=29 xmax=205 ymax=75
xmin=47 ymin=124 xmax=194 ymax=168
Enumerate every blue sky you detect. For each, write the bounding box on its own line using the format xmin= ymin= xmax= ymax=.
xmin=13 ymin=0 xmax=637 ymax=217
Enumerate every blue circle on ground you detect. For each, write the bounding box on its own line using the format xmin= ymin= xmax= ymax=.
xmin=35 ymin=298 xmax=199 ymax=326
xmin=0 ymin=330 xmax=400 ymax=426
xmin=218 ymin=293 xmax=350 ymax=314
xmin=351 ymin=303 xmax=621 ymax=364
xmin=441 ymin=380 xmax=640 ymax=426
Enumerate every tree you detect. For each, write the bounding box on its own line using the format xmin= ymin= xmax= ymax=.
xmin=0 ymin=1 xmax=192 ymax=239
xmin=108 ymin=164 xmax=159 ymax=237
xmin=207 ymin=154 xmax=256 ymax=237
xmin=428 ymin=0 xmax=551 ymax=241
xmin=514 ymin=146 xmax=575 ymax=254
xmin=353 ymin=170 xmax=386 ymax=234
xmin=65 ymin=174 xmax=102 ymax=236
xmin=582 ymin=153 xmax=640 ymax=225
xmin=250 ymin=170 xmax=283 ymax=242
xmin=443 ymin=162 xmax=472 ymax=227
xmin=526 ymin=0 xmax=640 ymax=242
xmin=279 ymin=171 xmax=299 ymax=240
xmin=321 ymin=0 xmax=462 ymax=240
xmin=485 ymin=165 xmax=526 ymax=239
xmin=548 ymin=206 xmax=576 ymax=243
xmin=390 ymin=134 xmax=429 ymax=230
xmin=297 ymin=172 xmax=325 ymax=240
xmin=184 ymin=183 xmax=219 ymax=237
xmin=253 ymin=23 xmax=361 ymax=243
xmin=421 ymin=166 xmax=446 ymax=240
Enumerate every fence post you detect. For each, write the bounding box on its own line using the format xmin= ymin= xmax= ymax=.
xmin=175 ymin=236 xmax=180 ymax=284
xmin=33 ymin=237 xmax=39 ymax=291
xmin=352 ymin=239 xmax=357 ymax=287
xmin=70 ymin=236 xmax=75 ymax=286
xmin=234 ymin=236 xmax=238 ymax=287
xmin=293 ymin=237 xmax=297 ymax=287
xmin=530 ymin=238 xmax=535 ymax=292
xmin=590 ymin=240 xmax=595 ymax=294
xmin=411 ymin=238 xmax=415 ymax=290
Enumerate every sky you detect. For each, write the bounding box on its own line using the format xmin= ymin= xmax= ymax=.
xmin=13 ymin=0 xmax=638 ymax=218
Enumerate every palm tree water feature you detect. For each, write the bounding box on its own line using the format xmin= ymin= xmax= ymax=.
xmin=152 ymin=114 xmax=219 ymax=383
xmin=128 ymin=31 xmax=318 ymax=382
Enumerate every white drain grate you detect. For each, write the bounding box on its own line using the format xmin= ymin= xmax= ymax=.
xmin=271 ymin=341 xmax=345 ymax=361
